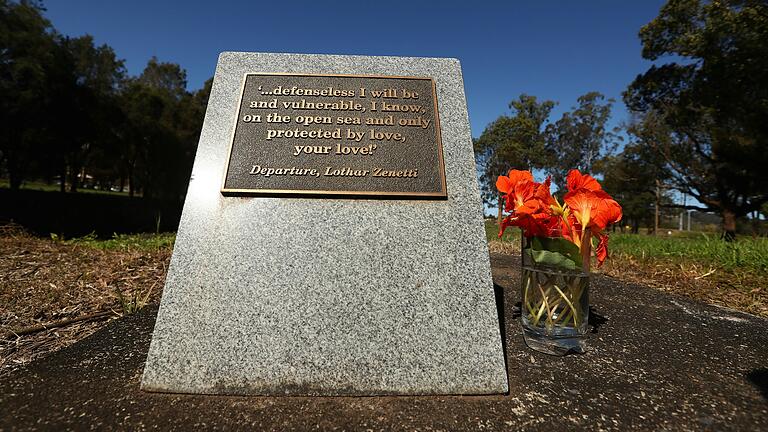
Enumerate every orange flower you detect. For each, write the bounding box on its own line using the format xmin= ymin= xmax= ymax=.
xmin=496 ymin=170 xmax=549 ymax=216
xmin=564 ymin=189 xmax=622 ymax=231
xmin=566 ymin=169 xmax=602 ymax=192
xmin=590 ymin=194 xmax=623 ymax=230
xmin=595 ymin=233 xmax=609 ymax=267
xmin=496 ymin=169 xmax=533 ymax=195
xmin=500 ymin=212 xmax=561 ymax=238
xmin=563 ymin=175 xmax=622 ymax=267
xmin=496 ymin=170 xmax=555 ymax=238
xmin=497 ymin=167 xmax=622 ymax=269
xmin=508 ymin=180 xmax=544 ymax=214
xmin=534 ymin=176 xmax=555 ymax=206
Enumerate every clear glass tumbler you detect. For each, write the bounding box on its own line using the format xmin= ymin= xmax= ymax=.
xmin=520 ymin=265 xmax=590 ymax=355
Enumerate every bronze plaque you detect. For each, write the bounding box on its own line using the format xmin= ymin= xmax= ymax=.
xmin=221 ymin=73 xmax=446 ymax=199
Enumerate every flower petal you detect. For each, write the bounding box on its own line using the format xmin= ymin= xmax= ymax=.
xmin=507 ymin=169 xmax=534 ymax=185
xmin=595 ymin=233 xmax=609 ymax=267
xmin=496 ymin=175 xmax=513 ymax=195
xmin=565 ymin=189 xmax=623 ymax=231
xmin=567 ymin=169 xmax=602 ymax=192
xmin=591 ymin=192 xmax=623 ymax=230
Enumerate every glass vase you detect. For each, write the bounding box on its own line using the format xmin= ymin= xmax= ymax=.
xmin=520 ymin=265 xmax=590 ymax=356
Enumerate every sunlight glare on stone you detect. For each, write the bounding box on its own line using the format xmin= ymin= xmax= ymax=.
xmin=186 ymin=161 xmax=221 ymax=210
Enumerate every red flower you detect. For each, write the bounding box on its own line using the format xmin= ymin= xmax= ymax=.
xmin=595 ymin=233 xmax=609 ymax=267
xmin=566 ymin=169 xmax=602 ymax=192
xmin=534 ymin=176 xmax=555 ymax=206
xmin=496 ymin=169 xmax=533 ymax=196
xmin=509 ymin=180 xmax=545 ymax=214
xmin=496 ymin=168 xmax=622 ymax=268
xmin=562 ymin=170 xmax=622 ymax=267
xmin=502 ymin=212 xmax=561 ymax=238
xmin=564 ymin=189 xmax=622 ymax=232
xmin=496 ymin=170 xmax=557 ymax=238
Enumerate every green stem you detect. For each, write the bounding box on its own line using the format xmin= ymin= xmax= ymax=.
xmin=553 ymin=285 xmax=579 ymax=327
xmin=523 ymin=278 xmax=538 ymax=320
xmin=555 ymin=283 xmax=586 ymax=327
xmin=539 ymin=284 xmax=554 ymax=328
xmin=532 ymin=285 xmax=554 ymax=325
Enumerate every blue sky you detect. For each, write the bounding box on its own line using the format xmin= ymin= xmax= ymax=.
xmin=44 ymin=0 xmax=665 ymax=138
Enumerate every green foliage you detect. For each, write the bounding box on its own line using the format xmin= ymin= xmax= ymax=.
xmin=545 ymin=92 xmax=620 ymax=190
xmin=0 ymin=0 xmax=59 ymax=189
xmin=0 ymin=2 xmax=209 ymax=202
xmin=599 ymin=138 xmax=675 ymax=233
xmin=527 ymin=236 xmax=583 ymax=270
xmin=119 ymin=58 xmax=206 ymax=201
xmin=54 ymin=232 xmax=176 ymax=250
xmin=624 ymin=0 xmax=768 ymax=236
xmin=610 ymin=233 xmax=768 ymax=274
xmin=474 ymin=94 xmax=555 ymax=206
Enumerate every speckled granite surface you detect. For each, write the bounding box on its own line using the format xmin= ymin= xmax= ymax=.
xmin=140 ymin=52 xmax=508 ymax=395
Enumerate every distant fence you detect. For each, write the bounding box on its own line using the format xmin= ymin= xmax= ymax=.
xmin=0 ymin=189 xmax=183 ymax=238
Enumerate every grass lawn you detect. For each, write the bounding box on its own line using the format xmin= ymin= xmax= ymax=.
xmin=485 ymin=219 xmax=768 ymax=317
xmin=609 ymin=232 xmax=768 ymax=274
xmin=54 ymin=232 xmax=177 ymax=250
xmin=0 ymin=179 xmax=133 ymax=197
xmin=3 ymin=222 xmax=766 ymax=375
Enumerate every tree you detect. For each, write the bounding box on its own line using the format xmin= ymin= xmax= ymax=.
xmin=0 ymin=0 xmax=58 ymax=190
xmin=120 ymin=59 xmax=204 ymax=201
xmin=0 ymin=2 xmax=207 ymax=203
xmin=474 ymin=94 xmax=555 ymax=215
xmin=624 ymin=0 xmax=768 ymax=239
xmin=545 ymin=92 xmax=619 ymax=190
xmin=600 ymin=118 xmax=673 ymax=233
xmin=138 ymin=56 xmax=187 ymax=99
xmin=57 ymin=35 xmax=126 ymax=192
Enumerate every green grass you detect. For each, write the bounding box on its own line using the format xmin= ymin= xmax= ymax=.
xmin=484 ymin=219 xmax=521 ymax=244
xmin=53 ymin=232 xmax=176 ymax=250
xmin=0 ymin=179 xmax=132 ymax=196
xmin=485 ymin=219 xmax=768 ymax=274
xmin=608 ymin=232 xmax=768 ymax=274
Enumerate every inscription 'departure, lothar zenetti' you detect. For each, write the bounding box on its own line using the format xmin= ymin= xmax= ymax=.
xmin=221 ymin=73 xmax=446 ymax=198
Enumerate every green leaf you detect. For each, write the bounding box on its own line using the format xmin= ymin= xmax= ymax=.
xmin=527 ymin=237 xmax=582 ymax=270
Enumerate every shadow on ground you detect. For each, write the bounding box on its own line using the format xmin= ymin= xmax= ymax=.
xmin=1 ymin=253 xmax=767 ymax=431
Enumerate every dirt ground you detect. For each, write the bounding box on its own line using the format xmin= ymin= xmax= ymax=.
xmin=1 ymin=253 xmax=766 ymax=431
xmin=2 ymin=228 xmax=766 ymax=377
xmin=0 ymin=226 xmax=169 ymax=375
xmin=490 ymin=239 xmax=768 ymax=318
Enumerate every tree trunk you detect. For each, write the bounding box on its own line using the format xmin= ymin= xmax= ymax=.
xmin=654 ymin=179 xmax=661 ymax=236
xmin=497 ymin=194 xmax=504 ymax=225
xmin=722 ymin=209 xmax=737 ymax=242
xmin=60 ymin=163 xmax=66 ymax=193
xmin=127 ymin=163 xmax=134 ymax=197
xmin=7 ymin=154 xmax=22 ymax=190
xmin=69 ymin=160 xmax=79 ymax=193
xmin=9 ymin=171 xmax=22 ymax=190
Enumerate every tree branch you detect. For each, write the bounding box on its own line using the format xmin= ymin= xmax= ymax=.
xmin=660 ymin=203 xmax=711 ymax=211
xmin=1 ymin=310 xmax=116 ymax=339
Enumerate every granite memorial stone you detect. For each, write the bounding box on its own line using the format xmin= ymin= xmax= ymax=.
xmin=141 ymin=52 xmax=509 ymax=395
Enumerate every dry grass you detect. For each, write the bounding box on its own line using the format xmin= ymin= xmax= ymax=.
xmin=599 ymin=252 xmax=768 ymax=318
xmin=0 ymin=225 xmax=171 ymax=376
xmin=3 ymin=220 xmax=765 ymax=376
xmin=489 ymin=235 xmax=768 ymax=318
xmin=488 ymin=239 xmax=520 ymax=255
